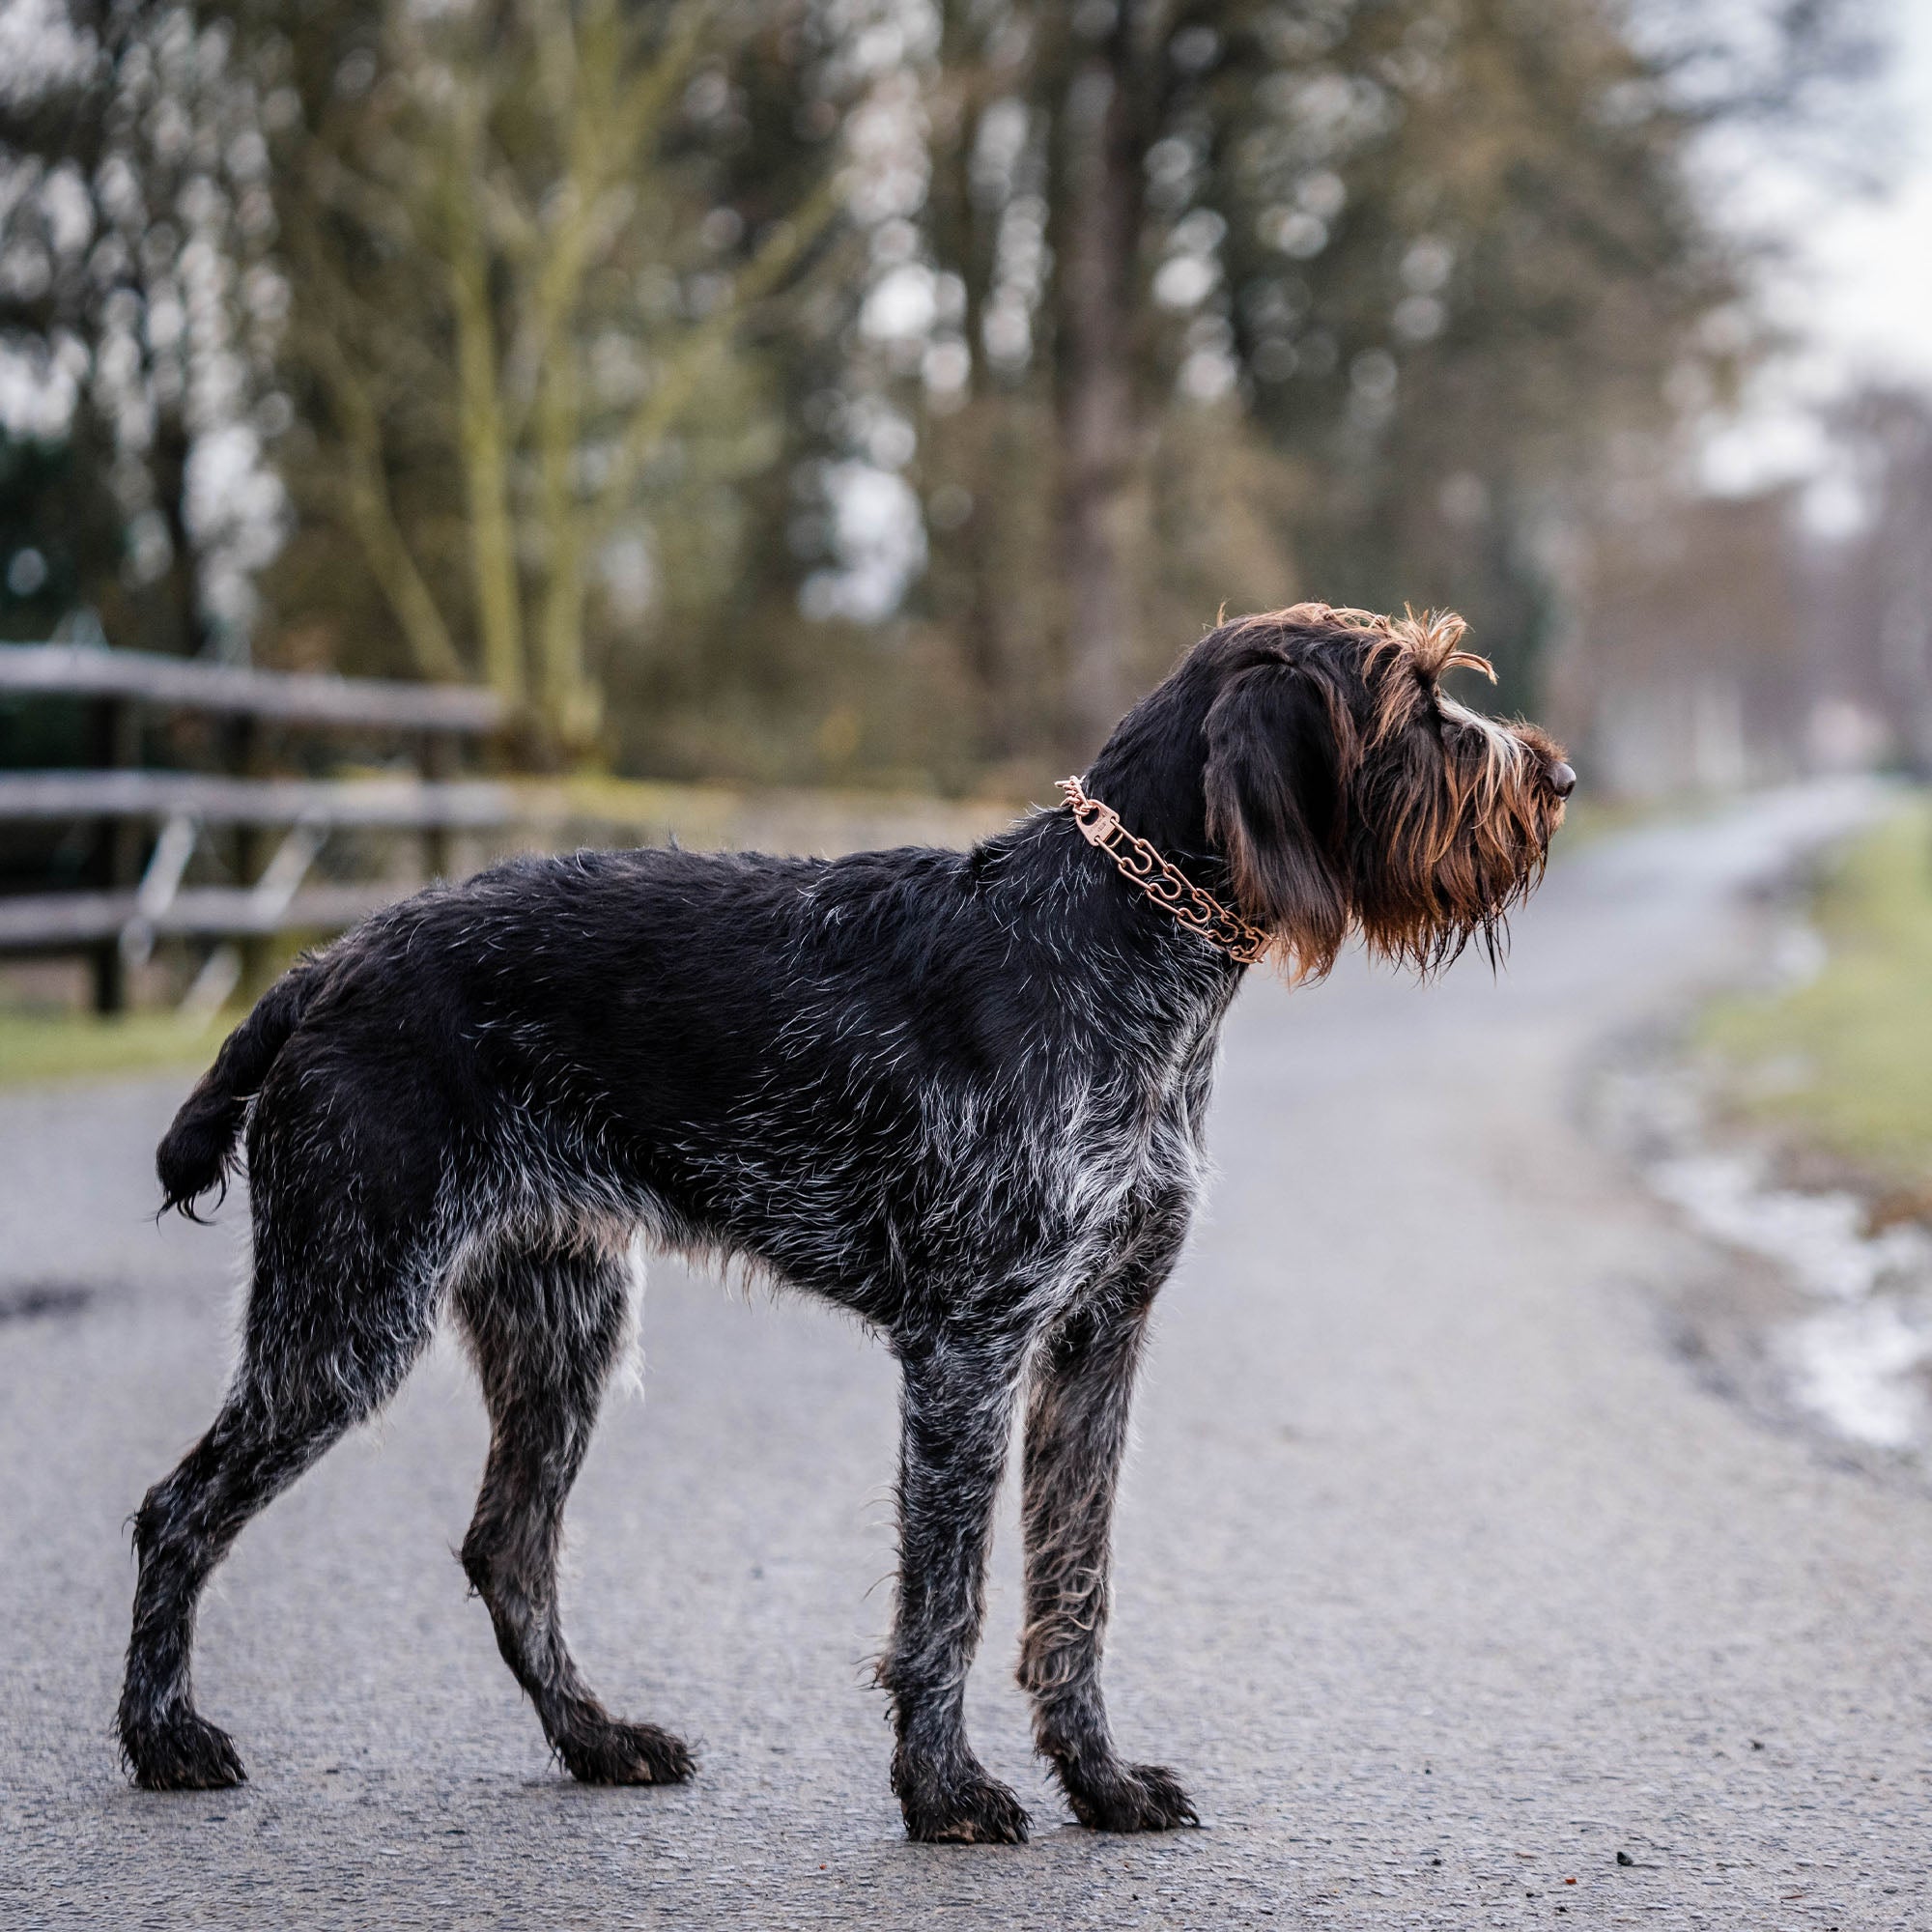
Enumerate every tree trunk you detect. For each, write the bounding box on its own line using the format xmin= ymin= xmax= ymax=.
xmin=444 ymin=109 xmax=527 ymax=711
xmin=153 ymin=411 xmax=211 ymax=660
xmin=534 ymin=342 xmax=598 ymax=754
xmin=1055 ymin=26 xmax=1144 ymax=753
xmin=925 ymin=38 xmax=1001 ymax=756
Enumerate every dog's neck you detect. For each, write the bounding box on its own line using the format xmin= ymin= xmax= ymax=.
xmin=1060 ymin=776 xmax=1268 ymax=965
xmin=982 ymin=675 xmax=1256 ymax=996
xmin=980 ymin=806 xmax=1246 ymax=1008
xmin=1080 ymin=670 xmax=1224 ymax=886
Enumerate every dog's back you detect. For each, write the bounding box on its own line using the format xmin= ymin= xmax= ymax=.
xmin=158 ymin=840 xmax=906 ymax=1219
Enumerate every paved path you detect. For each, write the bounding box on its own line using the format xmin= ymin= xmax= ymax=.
xmin=4 ymin=785 xmax=1926 ymax=1930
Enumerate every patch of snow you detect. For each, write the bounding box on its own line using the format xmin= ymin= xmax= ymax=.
xmin=1601 ymin=1037 xmax=1932 ymax=1457
xmin=1778 ymin=1303 xmax=1932 ymax=1451
xmin=1649 ymin=1149 xmax=1932 ymax=1303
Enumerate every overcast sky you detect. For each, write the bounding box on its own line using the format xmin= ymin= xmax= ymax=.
xmin=1702 ymin=0 xmax=1932 ymax=499
xmin=1792 ymin=0 xmax=1932 ymax=389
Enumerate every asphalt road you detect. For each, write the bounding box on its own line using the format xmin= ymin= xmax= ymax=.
xmin=4 ymin=785 xmax=1928 ymax=1931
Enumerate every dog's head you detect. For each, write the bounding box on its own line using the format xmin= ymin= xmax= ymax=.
xmin=1090 ymin=603 xmax=1573 ymax=978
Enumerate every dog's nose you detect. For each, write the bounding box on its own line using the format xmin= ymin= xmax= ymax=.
xmin=1547 ymin=760 xmax=1577 ymax=799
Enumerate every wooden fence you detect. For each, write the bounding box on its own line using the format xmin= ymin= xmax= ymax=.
xmin=0 ymin=643 xmax=508 ymax=1011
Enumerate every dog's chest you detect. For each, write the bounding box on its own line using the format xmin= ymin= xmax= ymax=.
xmin=1034 ymin=991 xmax=1223 ymax=1236
xmin=668 ymin=950 xmax=1232 ymax=1315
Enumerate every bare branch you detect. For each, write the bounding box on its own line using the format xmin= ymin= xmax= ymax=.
xmin=297 ymin=319 xmax=466 ymax=686
xmin=438 ymin=83 xmax=527 ymax=707
xmin=499 ymin=0 xmax=714 ymax=434
xmin=589 ymin=180 xmax=842 ymax=544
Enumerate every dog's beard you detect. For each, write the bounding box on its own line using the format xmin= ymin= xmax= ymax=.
xmin=1351 ymin=729 xmax=1559 ymax=977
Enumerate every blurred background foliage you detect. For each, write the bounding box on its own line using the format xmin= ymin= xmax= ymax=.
xmin=0 ymin=0 xmax=1916 ymax=795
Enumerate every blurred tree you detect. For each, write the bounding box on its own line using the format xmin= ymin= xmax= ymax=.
xmin=1572 ymin=480 xmax=1815 ymax=792
xmin=0 ymin=1 xmax=286 ymax=660
xmin=1821 ymin=387 xmax=1932 ymax=777
xmin=0 ymin=0 xmax=1878 ymax=789
xmin=0 ymin=422 xmax=124 ymax=645
xmin=860 ymin=0 xmax=1871 ymax=762
xmin=243 ymin=0 xmax=841 ymax=757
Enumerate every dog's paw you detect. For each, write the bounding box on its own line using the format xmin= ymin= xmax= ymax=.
xmin=1061 ymin=1759 xmax=1200 ymax=1833
xmin=122 ymin=1710 xmax=248 ymax=1792
xmin=557 ymin=1719 xmax=695 ymax=1786
xmin=895 ymin=1756 xmax=1031 ymax=1845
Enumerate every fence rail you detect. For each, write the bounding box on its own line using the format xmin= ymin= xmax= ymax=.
xmin=0 ymin=770 xmax=517 ymax=829
xmin=0 ymin=884 xmax=403 ymax=951
xmin=0 ymin=643 xmax=504 ymax=732
xmin=1 ymin=640 xmax=503 ymax=1009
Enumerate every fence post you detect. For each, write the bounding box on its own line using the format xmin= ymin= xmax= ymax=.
xmin=227 ymin=711 xmax=274 ymax=1000
xmin=421 ymin=729 xmax=453 ymax=881
xmin=87 ymin=695 xmax=141 ymax=1013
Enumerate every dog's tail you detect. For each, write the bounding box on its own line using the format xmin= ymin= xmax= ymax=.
xmin=157 ymin=959 xmax=324 ymax=1219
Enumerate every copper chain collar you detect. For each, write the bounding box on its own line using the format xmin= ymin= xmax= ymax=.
xmin=1058 ymin=776 xmax=1270 ymax=966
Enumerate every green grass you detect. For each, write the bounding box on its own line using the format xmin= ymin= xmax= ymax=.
xmin=0 ymin=1006 xmax=218 ymax=1088
xmin=1700 ymin=797 xmax=1932 ymax=1192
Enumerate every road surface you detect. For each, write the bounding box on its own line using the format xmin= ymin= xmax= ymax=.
xmin=3 ymin=785 xmax=1926 ymax=1930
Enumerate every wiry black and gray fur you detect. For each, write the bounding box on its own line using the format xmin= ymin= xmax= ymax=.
xmin=121 ymin=606 xmax=1571 ymax=1841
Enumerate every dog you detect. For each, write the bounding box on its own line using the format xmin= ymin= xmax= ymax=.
xmin=120 ymin=603 xmax=1573 ymax=1842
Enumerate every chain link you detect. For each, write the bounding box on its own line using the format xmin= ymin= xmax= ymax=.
xmin=1058 ymin=776 xmax=1270 ymax=966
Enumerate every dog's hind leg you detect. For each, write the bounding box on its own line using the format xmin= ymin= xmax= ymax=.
xmin=1018 ymin=1218 xmax=1199 ymax=1833
xmin=879 ymin=1323 xmax=1034 ymax=1845
xmin=120 ymin=1240 xmax=440 ymax=1791
xmin=454 ymin=1239 xmax=692 ymax=1786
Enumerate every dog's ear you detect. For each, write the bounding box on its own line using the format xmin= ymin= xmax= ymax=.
xmin=1203 ymin=659 xmax=1355 ymax=973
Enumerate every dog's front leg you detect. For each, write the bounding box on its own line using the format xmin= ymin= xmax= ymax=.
xmin=1018 ymin=1282 xmax=1199 ymax=1832
xmin=879 ymin=1326 xmax=1032 ymax=1844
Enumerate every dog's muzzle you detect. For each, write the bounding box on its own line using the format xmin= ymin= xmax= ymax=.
xmin=1547 ymin=761 xmax=1577 ymax=800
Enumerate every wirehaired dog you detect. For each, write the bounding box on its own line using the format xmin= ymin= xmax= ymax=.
xmin=121 ymin=604 xmax=1573 ymax=1841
